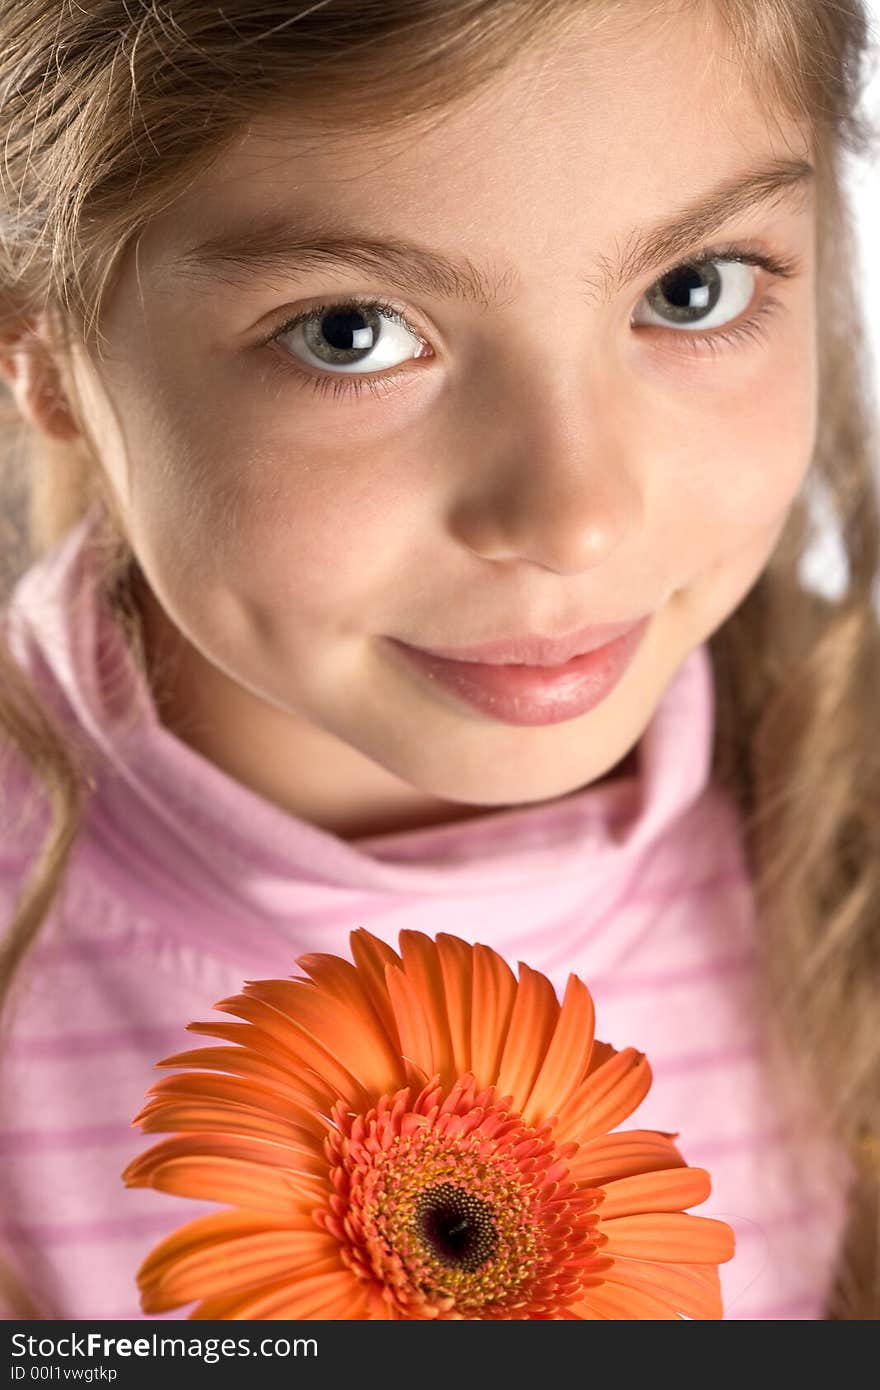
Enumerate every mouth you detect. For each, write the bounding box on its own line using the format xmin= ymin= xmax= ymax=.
xmin=406 ymin=616 xmax=651 ymax=668
xmin=383 ymin=615 xmax=652 ymax=727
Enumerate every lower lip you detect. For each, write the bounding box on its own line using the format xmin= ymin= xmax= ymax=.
xmin=384 ymin=617 xmax=652 ymax=726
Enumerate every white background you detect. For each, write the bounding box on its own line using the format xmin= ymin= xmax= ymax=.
xmin=801 ymin=0 xmax=880 ymax=599
xmin=854 ymin=0 xmax=880 ymax=385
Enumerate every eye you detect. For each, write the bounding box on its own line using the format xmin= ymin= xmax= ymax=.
xmin=635 ymin=256 xmax=755 ymax=329
xmin=262 ymin=245 xmax=801 ymax=403
xmin=269 ymin=297 xmax=430 ymax=378
xmin=630 ymin=246 xmax=800 ymax=356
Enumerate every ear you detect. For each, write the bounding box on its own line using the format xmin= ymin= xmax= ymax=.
xmin=0 ymin=312 xmax=80 ymax=443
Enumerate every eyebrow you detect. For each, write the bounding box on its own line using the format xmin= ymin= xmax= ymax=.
xmin=168 ymin=155 xmax=814 ymax=308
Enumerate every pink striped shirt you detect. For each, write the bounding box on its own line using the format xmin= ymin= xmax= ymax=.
xmin=0 ymin=503 xmax=847 ymax=1320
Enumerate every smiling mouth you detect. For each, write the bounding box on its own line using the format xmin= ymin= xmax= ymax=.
xmin=383 ymin=616 xmax=652 ymax=727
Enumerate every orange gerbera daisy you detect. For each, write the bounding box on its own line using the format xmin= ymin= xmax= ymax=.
xmin=122 ymin=929 xmax=734 ymax=1319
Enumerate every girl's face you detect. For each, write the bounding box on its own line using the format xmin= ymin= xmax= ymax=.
xmin=67 ymin=3 xmax=817 ymax=832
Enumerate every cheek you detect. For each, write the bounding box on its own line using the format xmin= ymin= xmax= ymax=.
xmin=101 ymin=329 xmax=440 ymax=667
xmin=649 ymin=328 xmax=817 ymax=570
xmin=169 ymin=423 xmax=424 ymax=640
xmin=232 ymin=467 xmax=404 ymax=624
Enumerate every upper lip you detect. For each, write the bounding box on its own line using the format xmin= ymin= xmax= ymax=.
xmin=395 ymin=615 xmax=650 ymax=667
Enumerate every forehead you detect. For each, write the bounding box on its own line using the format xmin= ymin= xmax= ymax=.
xmin=137 ymin=2 xmax=812 ymax=278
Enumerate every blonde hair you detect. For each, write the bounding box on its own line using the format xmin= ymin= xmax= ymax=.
xmin=1 ymin=0 xmax=879 ymax=1319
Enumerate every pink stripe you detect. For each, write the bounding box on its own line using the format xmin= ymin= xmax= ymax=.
xmin=24 ymin=926 xmax=756 ymax=998
xmin=540 ymin=866 xmax=750 ymax=971
xmin=0 ymin=1122 xmax=137 ymax=1157
xmin=686 ymin=1124 xmax=787 ymax=1159
xmin=117 ymin=850 xmax=738 ymax=938
xmin=96 ymin=856 xmax=747 ymax=941
xmin=27 ymin=934 xmax=160 ymax=966
xmin=99 ymin=1307 xmax=187 ymax=1322
xmin=6 ymin=1024 xmax=189 ymax=1060
xmin=21 ymin=908 xmax=383 ymax=959
xmin=730 ymin=1295 xmax=820 ymax=1320
xmin=730 ymin=1203 xmax=834 ymax=1233
xmin=17 ymin=862 xmax=751 ymax=956
xmin=1 ymin=1210 xmax=191 ymax=1247
xmin=654 ymin=1042 xmax=758 ymax=1077
xmin=591 ymin=950 xmax=756 ymax=997
xmin=245 ymin=857 xmax=714 ymax=930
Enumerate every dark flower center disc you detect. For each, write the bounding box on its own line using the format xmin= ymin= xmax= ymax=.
xmin=413 ymin=1182 xmax=499 ymax=1272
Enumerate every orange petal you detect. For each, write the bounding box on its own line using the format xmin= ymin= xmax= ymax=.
xmin=521 ymin=974 xmax=596 ymax=1127
xmin=599 ymin=1257 xmax=723 ymax=1320
xmin=436 ymin=933 xmax=473 ymax=1077
xmin=209 ymin=993 xmax=369 ymax=1108
xmin=293 ymin=950 xmax=402 ymax=1060
xmin=156 ymin=1040 xmax=286 ymax=1081
xmin=365 ymin=1285 xmax=401 ymax=1319
xmin=586 ymin=1039 xmax=618 ymax=1075
xmin=133 ymin=1099 xmax=325 ymax=1149
xmin=141 ymin=1153 xmax=326 ymax=1212
xmin=470 ymin=944 xmax=518 ymax=1086
xmin=597 ymin=1167 xmax=712 ymax=1220
xmin=145 ymin=1236 xmax=340 ymax=1314
xmin=180 ymin=1023 xmax=337 ymax=1106
xmin=236 ymin=978 xmax=404 ymax=1100
xmin=186 ymin=1281 xmax=284 ymax=1320
xmin=250 ymin=1271 xmax=369 ymax=1320
xmin=124 ymin=1129 xmax=325 ymax=1179
xmin=134 ymin=1070 xmax=326 ymax=1141
xmin=576 ymin=1281 xmax=682 ymax=1319
xmin=122 ymin=1133 xmax=328 ymax=1211
xmin=494 ymin=963 xmax=559 ymax=1110
xmin=139 ymin=1207 xmax=312 ymax=1279
xmin=598 ymin=1212 xmax=736 ymax=1264
xmin=554 ymin=1047 xmax=652 ymax=1143
xmin=138 ymin=1212 xmax=340 ymax=1313
xmin=384 ymin=962 xmax=434 ymax=1083
xmin=398 ymin=931 xmax=457 ymax=1089
xmin=150 ymin=1045 xmax=329 ymax=1117
xmin=350 ymin=929 xmax=403 ymax=1046
xmin=568 ymin=1129 xmax=686 ymax=1186
xmin=191 ymin=1269 xmax=365 ymax=1320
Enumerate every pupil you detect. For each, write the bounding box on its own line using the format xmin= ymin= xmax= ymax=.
xmin=321 ymin=308 xmax=374 ymax=352
xmin=653 ymin=262 xmax=721 ymax=321
xmin=663 ymin=265 xmax=704 ymax=308
xmin=413 ymin=1182 xmax=498 ymax=1272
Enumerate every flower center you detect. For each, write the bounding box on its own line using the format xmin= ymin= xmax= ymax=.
xmin=413 ymin=1182 xmax=499 ymax=1272
xmin=318 ymin=1074 xmax=606 ymax=1319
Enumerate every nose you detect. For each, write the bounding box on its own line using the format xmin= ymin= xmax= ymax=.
xmin=447 ymin=371 xmax=642 ymax=576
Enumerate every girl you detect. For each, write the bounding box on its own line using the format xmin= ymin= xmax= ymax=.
xmin=0 ymin=0 xmax=878 ymax=1321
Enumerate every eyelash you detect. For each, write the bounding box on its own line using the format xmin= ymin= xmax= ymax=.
xmin=263 ymin=241 xmax=801 ymax=401
xmin=265 ymin=296 xmax=420 ymax=403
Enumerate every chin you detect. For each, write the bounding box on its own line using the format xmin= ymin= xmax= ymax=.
xmin=402 ymin=753 xmax=635 ymax=809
